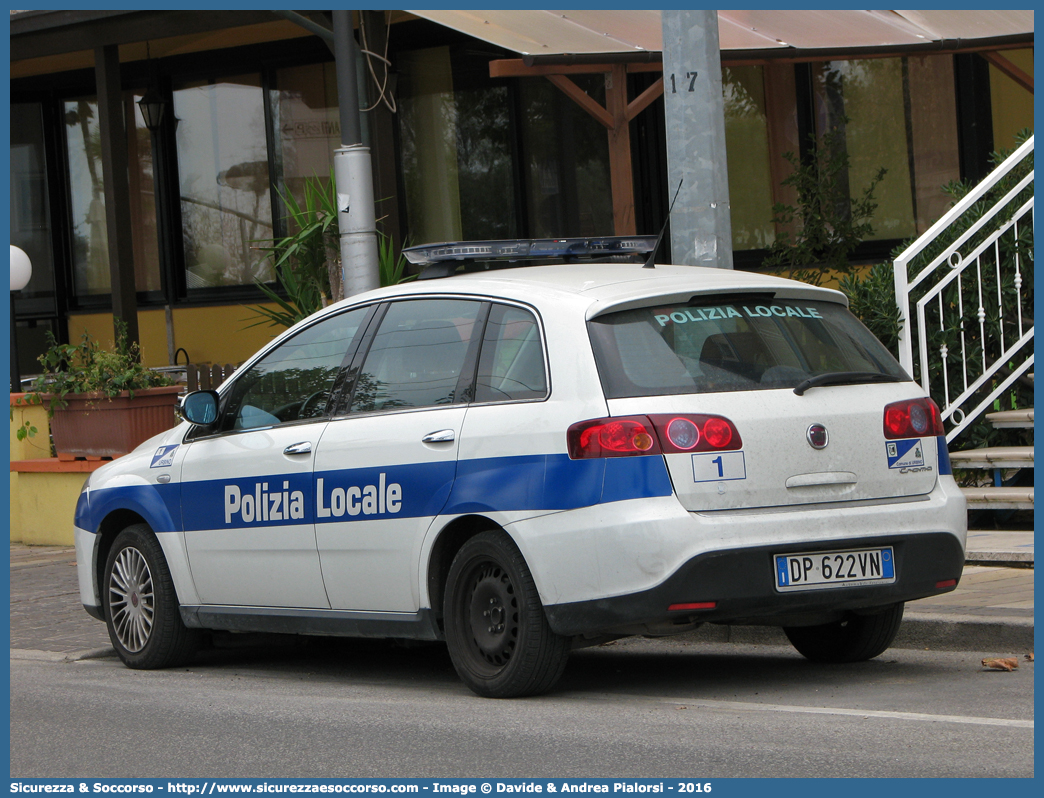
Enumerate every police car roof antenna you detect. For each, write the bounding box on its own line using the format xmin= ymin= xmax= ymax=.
xmin=643 ymin=179 xmax=683 ymax=270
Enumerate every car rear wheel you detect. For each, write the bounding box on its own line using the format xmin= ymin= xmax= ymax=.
xmin=444 ymin=530 xmax=570 ymax=698
xmin=104 ymin=524 xmax=199 ymax=669
xmin=784 ymin=603 xmax=905 ymax=663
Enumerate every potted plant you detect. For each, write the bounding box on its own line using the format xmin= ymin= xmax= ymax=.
xmin=28 ymin=321 xmax=179 ymax=458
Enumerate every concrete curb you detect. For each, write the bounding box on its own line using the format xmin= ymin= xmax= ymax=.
xmin=965 ymin=553 xmax=1034 ymax=568
xmin=897 ymin=613 xmax=1035 ymax=653
xmin=673 ymin=613 xmax=1034 ymax=654
xmin=11 ymin=647 xmax=116 ymax=663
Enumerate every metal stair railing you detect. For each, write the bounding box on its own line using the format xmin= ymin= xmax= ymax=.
xmin=893 ymin=136 xmax=1034 ymax=444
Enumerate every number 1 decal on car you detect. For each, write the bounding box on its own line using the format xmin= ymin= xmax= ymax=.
xmin=692 ymin=451 xmax=746 ymax=482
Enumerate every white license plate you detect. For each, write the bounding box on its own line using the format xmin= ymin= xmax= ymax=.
xmin=775 ymin=547 xmax=895 ymax=592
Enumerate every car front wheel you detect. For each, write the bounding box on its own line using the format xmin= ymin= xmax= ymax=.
xmin=784 ymin=603 xmax=905 ymax=663
xmin=444 ymin=530 xmax=570 ymax=698
xmin=103 ymin=524 xmax=199 ymax=669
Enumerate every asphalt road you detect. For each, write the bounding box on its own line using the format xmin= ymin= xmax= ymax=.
xmin=9 ymin=637 xmax=1034 ymax=779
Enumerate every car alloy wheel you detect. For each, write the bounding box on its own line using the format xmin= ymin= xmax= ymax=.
xmin=108 ymin=545 xmax=155 ymax=653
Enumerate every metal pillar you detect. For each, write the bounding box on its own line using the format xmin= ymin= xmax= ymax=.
xmin=661 ymin=10 xmax=733 ymax=269
xmin=332 ymin=10 xmax=379 ymax=297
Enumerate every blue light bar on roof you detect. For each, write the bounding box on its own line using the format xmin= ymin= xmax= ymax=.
xmin=402 ymin=236 xmax=659 ymax=266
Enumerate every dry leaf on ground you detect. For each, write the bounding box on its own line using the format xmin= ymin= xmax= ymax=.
xmin=981 ymin=657 xmax=1019 ymax=671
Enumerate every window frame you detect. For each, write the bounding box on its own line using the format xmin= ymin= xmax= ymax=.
xmin=471 ymin=300 xmax=552 ymax=407
xmin=333 ymin=296 xmax=491 ymax=419
xmin=184 ymin=302 xmax=380 ymax=442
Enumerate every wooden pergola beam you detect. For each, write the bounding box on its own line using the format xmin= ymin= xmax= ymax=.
xmin=489 ymin=58 xmax=662 ymax=78
xmin=981 ymin=51 xmax=1033 ymax=94
xmin=547 ymin=74 xmax=613 ymax=129
xmin=626 ymin=76 xmax=664 ymax=123
xmin=493 ymin=60 xmax=665 ymax=236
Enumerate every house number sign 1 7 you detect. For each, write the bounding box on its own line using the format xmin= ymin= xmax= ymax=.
xmin=669 ymin=72 xmax=699 ymax=93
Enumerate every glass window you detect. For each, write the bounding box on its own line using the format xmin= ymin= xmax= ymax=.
xmin=519 ymin=76 xmax=613 ymax=238
xmin=127 ymin=94 xmax=162 ymax=292
xmin=10 ymin=103 xmax=55 ymax=297
xmin=173 ymin=75 xmax=274 ymax=290
xmin=63 ymin=98 xmax=111 ymax=296
xmin=588 ymin=299 xmax=907 ymax=398
xmin=476 ymin=304 xmax=547 ymax=403
xmin=812 ymin=60 xmax=916 ymax=242
xmin=62 ymin=95 xmax=162 ymax=297
xmin=351 ymin=299 xmax=482 ymax=412
xmin=222 ymin=307 xmax=369 ymax=431
xmin=989 ymin=48 xmax=1034 ymax=150
xmin=398 ymin=48 xmax=462 ymax=244
xmin=722 ymin=66 xmax=776 ymax=250
xmin=272 ymin=62 xmax=341 ymax=209
xmin=906 ymin=55 xmax=961 ymax=234
xmin=397 ymin=47 xmax=516 ymax=243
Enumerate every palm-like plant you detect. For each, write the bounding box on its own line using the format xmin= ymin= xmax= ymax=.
xmin=245 ymin=174 xmax=341 ymax=329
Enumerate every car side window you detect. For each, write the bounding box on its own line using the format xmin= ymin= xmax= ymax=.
xmin=475 ymin=304 xmax=547 ymax=403
xmin=221 ymin=307 xmax=369 ymax=431
xmin=350 ymin=299 xmax=483 ymax=413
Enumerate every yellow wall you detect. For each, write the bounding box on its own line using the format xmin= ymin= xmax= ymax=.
xmin=9 ymin=472 xmax=86 ymax=546
xmin=67 ymin=303 xmax=285 ymax=368
xmin=990 ymin=49 xmax=1034 ymax=150
xmin=10 ymin=398 xmax=51 ymax=461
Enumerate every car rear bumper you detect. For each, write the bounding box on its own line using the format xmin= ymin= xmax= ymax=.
xmin=544 ymin=530 xmax=965 ymax=637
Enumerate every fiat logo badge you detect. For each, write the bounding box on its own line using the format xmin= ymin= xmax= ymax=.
xmin=807 ymin=424 xmax=829 ymax=449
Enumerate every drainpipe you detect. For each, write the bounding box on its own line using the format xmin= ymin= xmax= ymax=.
xmin=332 ymin=10 xmax=380 ymax=298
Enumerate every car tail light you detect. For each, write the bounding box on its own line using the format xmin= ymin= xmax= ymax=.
xmin=568 ymin=414 xmax=742 ymax=459
xmin=567 ymin=416 xmax=661 ymax=459
xmin=883 ymin=398 xmax=944 ymax=439
xmin=648 ymin=414 xmax=741 ymax=454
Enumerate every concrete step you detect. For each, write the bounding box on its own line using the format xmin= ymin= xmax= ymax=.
xmin=961 ymin=485 xmax=1034 ymax=510
xmin=949 ymin=445 xmax=1034 ymax=469
xmin=986 ymin=409 xmax=1034 ymax=429
xmin=965 ymin=530 xmax=1034 ymax=567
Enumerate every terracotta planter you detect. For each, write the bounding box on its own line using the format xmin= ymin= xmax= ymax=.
xmin=48 ymin=385 xmax=183 ymax=458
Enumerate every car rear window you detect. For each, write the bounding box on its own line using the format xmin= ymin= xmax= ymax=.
xmin=588 ymin=297 xmax=909 ymax=398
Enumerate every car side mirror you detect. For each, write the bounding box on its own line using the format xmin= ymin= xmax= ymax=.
xmin=179 ymin=390 xmax=220 ymax=427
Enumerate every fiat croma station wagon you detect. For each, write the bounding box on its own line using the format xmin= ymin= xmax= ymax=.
xmin=75 ymin=238 xmax=967 ymax=698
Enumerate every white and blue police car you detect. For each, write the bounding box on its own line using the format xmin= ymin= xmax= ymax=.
xmin=74 ymin=237 xmax=966 ymax=698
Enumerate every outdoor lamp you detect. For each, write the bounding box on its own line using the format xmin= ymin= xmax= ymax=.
xmin=138 ymin=86 xmax=166 ymax=133
xmin=10 ymin=245 xmax=32 ymax=392
xmin=10 ymin=245 xmax=32 ymax=291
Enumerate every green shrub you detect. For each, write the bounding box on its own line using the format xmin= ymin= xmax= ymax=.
xmin=765 ymin=117 xmax=886 ymax=286
xmin=840 ymin=130 xmax=1034 ymax=453
xmin=29 ymin=320 xmax=173 ymax=413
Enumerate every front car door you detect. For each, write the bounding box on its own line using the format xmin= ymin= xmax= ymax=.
xmin=180 ymin=306 xmax=372 ymax=608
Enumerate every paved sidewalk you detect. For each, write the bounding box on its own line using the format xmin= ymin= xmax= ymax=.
xmin=8 ymin=539 xmax=1034 ymax=659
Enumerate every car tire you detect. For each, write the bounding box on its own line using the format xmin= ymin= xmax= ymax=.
xmin=103 ymin=524 xmax=199 ymax=669
xmin=784 ymin=603 xmax=905 ymax=663
xmin=444 ymin=530 xmax=570 ymax=698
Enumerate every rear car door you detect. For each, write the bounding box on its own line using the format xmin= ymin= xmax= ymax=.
xmin=180 ymin=306 xmax=371 ymax=608
xmin=313 ymin=297 xmax=486 ymax=612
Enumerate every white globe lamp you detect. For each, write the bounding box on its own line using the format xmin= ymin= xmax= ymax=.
xmin=10 ymin=245 xmax=32 ymax=291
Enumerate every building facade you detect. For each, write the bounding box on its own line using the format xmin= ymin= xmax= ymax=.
xmin=9 ymin=10 xmax=1034 ymax=378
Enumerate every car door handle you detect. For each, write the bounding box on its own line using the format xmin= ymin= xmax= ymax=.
xmin=283 ymin=442 xmax=312 ymax=455
xmin=422 ymin=429 xmax=455 ymax=444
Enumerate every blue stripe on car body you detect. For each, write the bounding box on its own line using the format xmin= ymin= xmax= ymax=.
xmin=81 ymin=453 xmax=675 ymax=533
xmin=937 ymin=435 xmax=953 ymax=475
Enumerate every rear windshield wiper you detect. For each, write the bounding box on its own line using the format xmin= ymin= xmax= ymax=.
xmin=793 ymin=371 xmax=902 ymax=396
